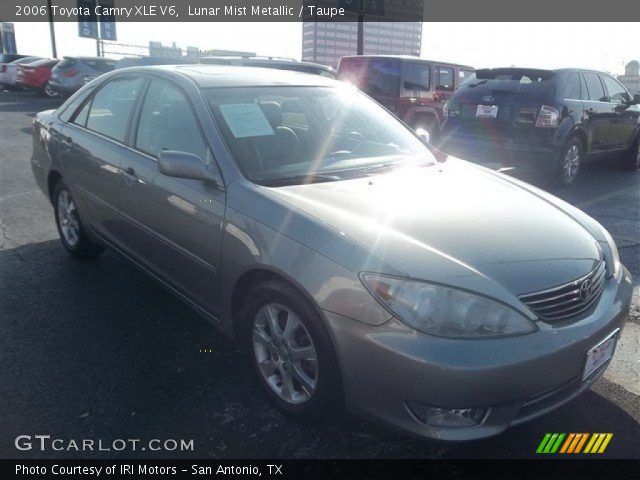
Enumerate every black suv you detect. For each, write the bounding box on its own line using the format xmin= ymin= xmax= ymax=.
xmin=440 ymin=68 xmax=640 ymax=185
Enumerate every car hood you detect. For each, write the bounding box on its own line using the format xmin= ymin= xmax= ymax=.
xmin=266 ymin=159 xmax=601 ymax=297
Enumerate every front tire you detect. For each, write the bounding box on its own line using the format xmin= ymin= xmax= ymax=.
xmin=553 ymin=137 xmax=583 ymax=187
xmin=240 ymin=279 xmax=341 ymax=421
xmin=53 ymin=180 xmax=104 ymax=259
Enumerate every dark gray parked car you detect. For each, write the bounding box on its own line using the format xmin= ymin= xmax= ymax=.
xmin=31 ymin=66 xmax=632 ymax=440
xmin=48 ymin=56 xmax=116 ymax=96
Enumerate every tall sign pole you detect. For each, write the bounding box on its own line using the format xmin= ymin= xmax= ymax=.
xmin=46 ymin=0 xmax=57 ymax=57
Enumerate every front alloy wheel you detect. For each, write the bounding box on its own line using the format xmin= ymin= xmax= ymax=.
xmin=241 ymin=279 xmax=341 ymax=420
xmin=252 ymin=303 xmax=318 ymax=405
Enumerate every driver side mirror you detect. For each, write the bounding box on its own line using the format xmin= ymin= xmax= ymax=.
xmin=158 ymin=150 xmax=220 ymax=185
xmin=415 ymin=128 xmax=431 ymax=145
xmin=633 ymin=93 xmax=640 ymax=105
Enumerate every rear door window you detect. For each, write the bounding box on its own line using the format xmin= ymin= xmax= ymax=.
xmin=339 ymin=58 xmax=400 ymax=97
xmin=582 ymin=73 xmax=607 ymax=102
xmin=601 ymin=75 xmax=629 ymax=104
xmin=86 ymin=76 xmax=143 ymax=142
xmin=436 ymin=66 xmax=454 ymax=91
xmin=401 ymin=62 xmax=430 ymax=97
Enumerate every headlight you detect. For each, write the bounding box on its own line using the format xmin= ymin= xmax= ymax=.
xmin=599 ymin=225 xmax=621 ymax=278
xmin=361 ymin=274 xmax=537 ymax=338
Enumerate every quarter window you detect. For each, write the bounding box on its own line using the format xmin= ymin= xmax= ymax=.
xmin=72 ymin=99 xmax=91 ymax=126
xmin=562 ymin=73 xmax=582 ymax=100
xmin=85 ymin=76 xmax=143 ymax=142
xmin=601 ymin=75 xmax=629 ymax=104
xmin=135 ymin=80 xmax=207 ymax=159
xmin=436 ymin=67 xmax=454 ymax=91
xmin=582 ymin=73 xmax=606 ymax=102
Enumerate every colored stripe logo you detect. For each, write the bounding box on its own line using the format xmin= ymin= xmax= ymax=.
xmin=536 ymin=433 xmax=613 ymax=454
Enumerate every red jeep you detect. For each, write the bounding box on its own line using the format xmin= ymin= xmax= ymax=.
xmin=337 ymin=55 xmax=473 ymax=142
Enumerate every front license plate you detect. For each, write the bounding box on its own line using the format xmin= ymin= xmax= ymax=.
xmin=583 ymin=329 xmax=618 ymax=380
xmin=476 ymin=105 xmax=499 ymax=118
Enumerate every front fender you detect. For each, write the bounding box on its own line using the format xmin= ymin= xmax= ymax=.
xmin=217 ymin=204 xmax=393 ymax=337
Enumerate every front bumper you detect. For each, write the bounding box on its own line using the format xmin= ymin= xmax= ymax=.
xmin=324 ymin=266 xmax=633 ymax=441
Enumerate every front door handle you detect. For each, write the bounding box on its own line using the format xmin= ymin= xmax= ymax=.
xmin=122 ymin=166 xmax=138 ymax=184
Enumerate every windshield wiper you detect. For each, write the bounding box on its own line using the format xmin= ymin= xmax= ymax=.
xmin=256 ymin=173 xmax=342 ymax=186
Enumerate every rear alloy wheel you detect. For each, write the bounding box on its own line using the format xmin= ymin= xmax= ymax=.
xmin=555 ymin=138 xmax=583 ymax=186
xmin=53 ymin=180 xmax=104 ymax=259
xmin=43 ymin=84 xmax=59 ymax=98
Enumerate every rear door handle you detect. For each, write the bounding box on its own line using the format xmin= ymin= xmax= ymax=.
xmin=60 ymin=135 xmax=73 ymax=147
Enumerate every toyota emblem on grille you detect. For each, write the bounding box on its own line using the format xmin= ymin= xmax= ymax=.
xmin=579 ymin=278 xmax=593 ymax=300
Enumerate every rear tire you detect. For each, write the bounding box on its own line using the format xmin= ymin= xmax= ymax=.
xmin=53 ymin=180 xmax=104 ymax=259
xmin=240 ymin=278 xmax=341 ymax=422
xmin=552 ymin=137 xmax=583 ymax=187
xmin=41 ymin=84 xmax=59 ymax=98
xmin=621 ymin=135 xmax=640 ymax=171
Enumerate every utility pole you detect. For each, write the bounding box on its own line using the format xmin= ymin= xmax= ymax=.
xmin=46 ymin=0 xmax=57 ymax=57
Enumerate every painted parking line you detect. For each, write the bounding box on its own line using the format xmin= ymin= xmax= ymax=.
xmin=576 ymin=186 xmax=639 ymax=209
xmin=604 ymin=323 xmax=640 ymax=396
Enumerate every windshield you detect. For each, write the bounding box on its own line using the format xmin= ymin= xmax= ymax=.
xmin=206 ymin=86 xmax=432 ymax=185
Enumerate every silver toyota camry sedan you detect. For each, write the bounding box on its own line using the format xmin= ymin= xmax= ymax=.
xmin=31 ymin=65 xmax=633 ymax=440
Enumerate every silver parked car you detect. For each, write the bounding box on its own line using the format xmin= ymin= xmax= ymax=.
xmin=31 ymin=66 xmax=632 ymax=440
xmin=48 ymin=56 xmax=116 ymax=96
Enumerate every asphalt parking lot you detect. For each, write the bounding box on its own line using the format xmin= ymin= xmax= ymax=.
xmin=1 ymin=90 xmax=638 ymax=459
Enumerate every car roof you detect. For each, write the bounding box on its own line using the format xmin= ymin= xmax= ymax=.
xmin=200 ymin=56 xmax=334 ymax=71
xmin=339 ymin=55 xmax=474 ymax=70
xmin=63 ymin=56 xmax=114 ymax=62
xmin=475 ymin=67 xmax=616 ymax=78
xmin=120 ymin=64 xmax=338 ymax=88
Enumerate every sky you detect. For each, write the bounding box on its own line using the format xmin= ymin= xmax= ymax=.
xmin=12 ymin=22 xmax=639 ymax=75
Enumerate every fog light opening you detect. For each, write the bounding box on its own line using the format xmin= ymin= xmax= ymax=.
xmin=407 ymin=401 xmax=488 ymax=428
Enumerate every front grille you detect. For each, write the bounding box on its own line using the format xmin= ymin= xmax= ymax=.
xmin=519 ymin=261 xmax=606 ymax=321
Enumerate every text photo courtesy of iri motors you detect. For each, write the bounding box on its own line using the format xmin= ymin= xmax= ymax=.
xmin=0 ymin=0 xmax=639 ymax=478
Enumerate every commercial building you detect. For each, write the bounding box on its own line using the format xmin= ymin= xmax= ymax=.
xmin=0 ymin=22 xmax=17 ymax=54
xmin=618 ymin=60 xmax=640 ymax=95
xmin=302 ymin=21 xmax=422 ymax=68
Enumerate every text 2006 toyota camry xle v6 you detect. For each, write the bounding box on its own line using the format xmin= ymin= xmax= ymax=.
xmin=31 ymin=66 xmax=632 ymax=440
